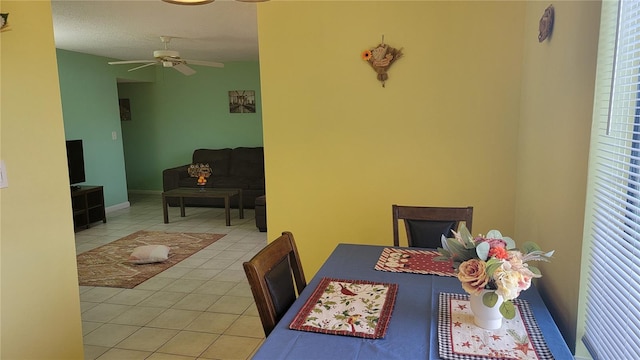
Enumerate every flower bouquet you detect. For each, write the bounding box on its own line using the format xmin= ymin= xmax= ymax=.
xmin=436 ymin=224 xmax=554 ymax=322
xmin=188 ymin=163 xmax=211 ymax=190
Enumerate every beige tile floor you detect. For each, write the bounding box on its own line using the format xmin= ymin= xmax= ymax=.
xmin=76 ymin=192 xmax=267 ymax=360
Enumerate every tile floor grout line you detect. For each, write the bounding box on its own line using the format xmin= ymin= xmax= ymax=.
xmin=78 ymin=192 xmax=267 ymax=360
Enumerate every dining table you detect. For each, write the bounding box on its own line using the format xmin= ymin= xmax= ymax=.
xmin=251 ymin=243 xmax=573 ymax=360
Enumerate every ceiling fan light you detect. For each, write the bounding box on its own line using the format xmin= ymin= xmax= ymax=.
xmin=162 ymin=0 xmax=214 ymax=5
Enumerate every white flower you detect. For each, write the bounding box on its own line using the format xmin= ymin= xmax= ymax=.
xmin=493 ymin=267 xmax=526 ymax=301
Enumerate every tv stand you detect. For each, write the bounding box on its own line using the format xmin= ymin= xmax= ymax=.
xmin=71 ymin=186 xmax=106 ymax=231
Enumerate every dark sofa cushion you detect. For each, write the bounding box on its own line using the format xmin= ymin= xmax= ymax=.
xmin=248 ymin=179 xmax=265 ymax=190
xmin=230 ymin=147 xmax=264 ymax=178
xmin=192 ymin=148 xmax=232 ymax=176
xmin=210 ymin=176 xmax=253 ymax=189
xmin=178 ymin=177 xmax=202 ymax=187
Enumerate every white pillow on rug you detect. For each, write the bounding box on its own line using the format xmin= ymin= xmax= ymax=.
xmin=129 ymin=245 xmax=170 ymax=264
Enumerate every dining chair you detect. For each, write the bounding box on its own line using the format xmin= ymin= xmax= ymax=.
xmin=243 ymin=231 xmax=307 ymax=336
xmin=392 ymin=205 xmax=474 ymax=248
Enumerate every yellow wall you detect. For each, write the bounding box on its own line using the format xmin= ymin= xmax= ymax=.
xmin=259 ymin=0 xmax=600 ymax=354
xmin=0 ymin=0 xmax=599 ymax=357
xmin=0 ymin=1 xmax=84 ymax=358
xmin=259 ymin=1 xmax=525 ymax=278
xmin=516 ymin=1 xmax=600 ymax=354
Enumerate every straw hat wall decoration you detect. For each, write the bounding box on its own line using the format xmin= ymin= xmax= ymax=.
xmin=538 ymin=5 xmax=554 ymax=42
xmin=361 ymin=36 xmax=403 ymax=87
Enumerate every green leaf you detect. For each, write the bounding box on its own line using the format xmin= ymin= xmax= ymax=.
xmin=486 ymin=229 xmax=503 ymax=239
xmin=446 ymin=238 xmax=467 ymax=252
xmin=457 ymin=224 xmax=475 ymax=247
xmin=438 ymin=238 xmax=451 ymax=252
xmin=434 ymin=247 xmax=450 ymax=262
xmin=476 ymin=241 xmax=490 ymax=260
xmin=522 ymin=241 xmax=541 ymax=254
xmin=528 ymin=265 xmax=541 ymax=276
xmin=503 ymin=236 xmax=516 ymax=249
xmin=485 ymin=258 xmax=503 ymax=277
xmin=500 ymin=301 xmax=516 ymax=319
xmin=482 ymin=291 xmax=499 ymax=308
xmin=446 ymin=238 xmax=477 ymax=264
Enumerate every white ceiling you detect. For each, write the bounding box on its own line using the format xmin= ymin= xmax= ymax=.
xmin=51 ymin=0 xmax=260 ymax=64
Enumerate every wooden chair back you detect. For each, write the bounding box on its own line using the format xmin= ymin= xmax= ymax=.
xmin=392 ymin=205 xmax=474 ymax=248
xmin=243 ymin=231 xmax=307 ymax=336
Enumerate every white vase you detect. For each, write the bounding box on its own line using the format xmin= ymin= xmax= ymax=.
xmin=469 ymin=290 xmax=504 ymax=330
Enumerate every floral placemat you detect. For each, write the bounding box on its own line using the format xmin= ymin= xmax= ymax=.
xmin=289 ymin=277 xmax=398 ymax=339
xmin=374 ymin=247 xmax=456 ymax=276
xmin=438 ymin=293 xmax=554 ymax=360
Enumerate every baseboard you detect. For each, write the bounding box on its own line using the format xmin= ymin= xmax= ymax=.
xmin=106 ymin=201 xmax=130 ymax=213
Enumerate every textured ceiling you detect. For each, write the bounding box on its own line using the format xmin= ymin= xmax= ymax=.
xmin=51 ymin=0 xmax=260 ymax=64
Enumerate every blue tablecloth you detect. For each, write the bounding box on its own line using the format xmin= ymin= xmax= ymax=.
xmin=252 ymin=243 xmax=573 ymax=360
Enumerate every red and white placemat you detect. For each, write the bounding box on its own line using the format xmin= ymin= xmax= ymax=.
xmin=438 ymin=293 xmax=554 ymax=360
xmin=374 ymin=247 xmax=456 ymax=276
xmin=289 ymin=277 xmax=397 ymax=339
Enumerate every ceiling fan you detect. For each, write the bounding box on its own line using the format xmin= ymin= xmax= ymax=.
xmin=108 ymin=36 xmax=224 ymax=76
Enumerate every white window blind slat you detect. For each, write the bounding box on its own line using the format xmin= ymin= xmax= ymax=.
xmin=598 ymin=198 xmax=640 ymax=225
xmin=593 ymin=192 xmax=640 ymax=225
xmin=583 ymin=0 xmax=640 ymax=358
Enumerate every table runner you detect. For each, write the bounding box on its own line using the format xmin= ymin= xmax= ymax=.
xmin=289 ymin=277 xmax=398 ymax=339
xmin=438 ymin=293 xmax=554 ymax=360
xmin=374 ymin=247 xmax=456 ymax=276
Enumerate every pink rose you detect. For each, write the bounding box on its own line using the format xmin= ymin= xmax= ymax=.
xmin=484 ymin=238 xmax=507 ymax=249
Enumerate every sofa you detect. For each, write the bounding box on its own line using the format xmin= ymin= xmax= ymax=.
xmin=162 ymin=147 xmax=265 ymax=209
xmin=255 ymin=195 xmax=267 ymax=232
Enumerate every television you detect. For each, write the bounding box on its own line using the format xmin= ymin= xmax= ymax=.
xmin=66 ymin=139 xmax=86 ymax=189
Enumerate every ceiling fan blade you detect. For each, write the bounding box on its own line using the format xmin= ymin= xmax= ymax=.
xmin=173 ymin=63 xmax=196 ymax=76
xmin=127 ymin=62 xmax=158 ymax=72
xmin=108 ymin=60 xmax=156 ymax=65
xmin=183 ymin=59 xmax=224 ymax=68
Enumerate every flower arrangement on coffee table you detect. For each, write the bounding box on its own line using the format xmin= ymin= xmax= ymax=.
xmin=436 ymin=224 xmax=554 ymax=319
xmin=188 ymin=163 xmax=211 ymax=190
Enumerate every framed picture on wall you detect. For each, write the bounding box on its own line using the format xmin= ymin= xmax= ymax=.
xmin=119 ymin=98 xmax=132 ymax=121
xmin=228 ymin=90 xmax=256 ymax=113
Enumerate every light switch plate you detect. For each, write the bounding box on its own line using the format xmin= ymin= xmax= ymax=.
xmin=0 ymin=160 xmax=8 ymax=188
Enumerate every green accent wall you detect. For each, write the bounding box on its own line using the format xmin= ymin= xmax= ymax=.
xmin=56 ymin=49 xmax=262 ymax=206
xmin=118 ymin=62 xmax=263 ymax=191
xmin=56 ymin=49 xmax=134 ymax=208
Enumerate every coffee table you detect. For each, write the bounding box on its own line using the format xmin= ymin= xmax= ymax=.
xmin=162 ymin=187 xmax=244 ymax=226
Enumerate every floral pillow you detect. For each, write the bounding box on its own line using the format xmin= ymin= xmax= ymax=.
xmin=128 ymin=245 xmax=170 ymax=264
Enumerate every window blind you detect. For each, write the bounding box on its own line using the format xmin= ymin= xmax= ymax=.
xmin=583 ymin=0 xmax=640 ymax=359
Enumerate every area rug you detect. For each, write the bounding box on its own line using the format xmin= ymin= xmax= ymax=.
xmin=77 ymin=230 xmax=225 ymax=289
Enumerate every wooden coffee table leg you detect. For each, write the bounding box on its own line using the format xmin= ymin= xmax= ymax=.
xmin=162 ymin=194 xmax=169 ymax=224
xmin=224 ymin=195 xmax=231 ymax=226
xmin=238 ymin=189 xmax=244 ymax=219
xmin=179 ymin=197 xmax=186 ymax=217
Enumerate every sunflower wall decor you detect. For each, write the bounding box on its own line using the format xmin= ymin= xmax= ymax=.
xmin=361 ymin=37 xmax=403 ymax=87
